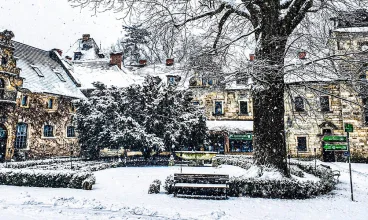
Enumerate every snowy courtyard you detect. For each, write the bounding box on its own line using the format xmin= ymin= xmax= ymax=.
xmin=0 ymin=162 xmax=367 ymax=220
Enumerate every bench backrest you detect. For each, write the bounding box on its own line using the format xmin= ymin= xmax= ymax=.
xmin=174 ymin=173 xmax=229 ymax=184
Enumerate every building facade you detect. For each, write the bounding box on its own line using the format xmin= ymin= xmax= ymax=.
xmin=0 ymin=29 xmax=86 ymax=161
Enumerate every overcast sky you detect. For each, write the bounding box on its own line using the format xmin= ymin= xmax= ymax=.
xmin=0 ymin=0 xmax=123 ymax=53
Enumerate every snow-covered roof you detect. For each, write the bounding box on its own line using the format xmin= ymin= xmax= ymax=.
xmin=206 ymin=120 xmax=253 ymax=132
xmin=64 ymin=36 xmax=101 ymax=61
xmin=334 ymin=27 xmax=368 ymax=33
xmin=72 ymin=63 xmax=145 ymax=89
xmin=13 ymin=41 xmax=86 ymax=99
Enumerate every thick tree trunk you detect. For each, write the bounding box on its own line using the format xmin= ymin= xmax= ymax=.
xmin=252 ymin=30 xmax=289 ymax=175
xmin=253 ymin=82 xmax=288 ymax=175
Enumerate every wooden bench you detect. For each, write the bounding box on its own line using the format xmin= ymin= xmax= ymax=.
xmin=173 ymin=173 xmax=229 ymax=199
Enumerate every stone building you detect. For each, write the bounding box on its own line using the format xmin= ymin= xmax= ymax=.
xmin=285 ymin=9 xmax=368 ymax=161
xmin=189 ymin=75 xmax=253 ymax=154
xmin=0 ymin=29 xmax=86 ymax=160
xmin=0 ymin=29 xmax=22 ymax=161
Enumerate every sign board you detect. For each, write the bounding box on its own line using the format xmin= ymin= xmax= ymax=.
xmin=229 ymin=134 xmax=252 ymax=140
xmin=323 ymin=143 xmax=348 ymax=151
xmin=323 ymin=136 xmax=347 ymax=142
xmin=343 ymin=151 xmax=350 ymax=157
xmin=345 ymin=123 xmax=353 ymax=132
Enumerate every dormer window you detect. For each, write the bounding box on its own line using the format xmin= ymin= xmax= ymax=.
xmin=53 ymin=70 xmax=66 ymax=82
xmin=167 ymin=76 xmax=177 ymax=85
xmin=31 ymin=65 xmax=44 ymax=77
xmin=74 ymin=52 xmax=82 ymax=60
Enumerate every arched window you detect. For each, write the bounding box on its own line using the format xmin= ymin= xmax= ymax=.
xmin=15 ymin=123 xmax=28 ymax=149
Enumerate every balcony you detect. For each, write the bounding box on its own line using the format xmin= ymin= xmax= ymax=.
xmin=0 ymin=89 xmax=17 ymax=104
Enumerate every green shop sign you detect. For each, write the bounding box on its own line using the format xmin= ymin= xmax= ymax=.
xmin=322 ymin=136 xmax=347 ymax=142
xmin=345 ymin=123 xmax=353 ymax=132
xmin=323 ymin=143 xmax=348 ymax=151
xmin=229 ymin=134 xmax=252 ymax=140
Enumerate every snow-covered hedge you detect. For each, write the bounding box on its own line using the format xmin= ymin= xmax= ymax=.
xmin=216 ymin=156 xmax=336 ymax=199
xmin=0 ymin=169 xmax=95 ymax=189
xmin=1 ymin=158 xmax=82 ymax=169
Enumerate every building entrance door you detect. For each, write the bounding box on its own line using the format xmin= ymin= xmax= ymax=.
xmin=322 ymin=129 xmax=335 ymax=162
xmin=0 ymin=124 xmax=7 ymax=162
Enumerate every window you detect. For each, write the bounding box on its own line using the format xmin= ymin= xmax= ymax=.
xmin=208 ymin=78 xmax=214 ymax=85
xmin=14 ymin=123 xmax=28 ymax=149
xmin=21 ymin=95 xmax=28 ymax=107
xmin=294 ymin=96 xmax=304 ymax=112
xmin=363 ymin=98 xmax=368 ymax=125
xmin=43 ymin=125 xmax=54 ymax=137
xmin=202 ymin=78 xmax=208 ymax=86
xmin=74 ymin=52 xmax=82 ymax=60
xmin=239 ymin=101 xmax=248 ymax=115
xmin=0 ymin=78 xmax=4 ymax=99
xmin=66 ymin=126 xmax=76 ymax=137
xmin=54 ymin=70 xmax=66 ymax=82
xmin=31 ymin=66 xmax=44 ymax=77
xmin=297 ymin=137 xmax=307 ymax=152
xmin=320 ymin=96 xmax=330 ymax=112
xmin=168 ymin=77 xmax=176 ymax=85
xmin=214 ymin=101 xmax=223 ymax=115
xmin=47 ymin=99 xmax=53 ymax=109
xmin=1 ymin=56 xmax=8 ymax=65
xmin=359 ymin=71 xmax=368 ymax=81
xmin=70 ymin=102 xmax=76 ymax=112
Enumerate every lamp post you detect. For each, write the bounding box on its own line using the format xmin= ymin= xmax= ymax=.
xmin=286 ymin=116 xmax=293 ymax=175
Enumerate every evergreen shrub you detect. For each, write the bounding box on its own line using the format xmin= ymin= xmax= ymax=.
xmin=164 ymin=174 xmax=174 ymax=194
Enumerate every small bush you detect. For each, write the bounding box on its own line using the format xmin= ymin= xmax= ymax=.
xmin=0 ymin=169 xmax=95 ymax=189
xmin=164 ymin=175 xmax=174 ymax=194
xmin=148 ymin=179 xmax=161 ymax=194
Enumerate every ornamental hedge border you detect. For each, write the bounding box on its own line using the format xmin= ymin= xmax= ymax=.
xmin=215 ymin=156 xmax=337 ymax=199
xmin=0 ymin=169 xmax=95 ymax=189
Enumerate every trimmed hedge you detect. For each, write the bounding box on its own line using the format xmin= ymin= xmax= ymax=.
xmin=215 ymin=156 xmax=337 ymax=199
xmin=0 ymin=168 xmax=95 ymax=189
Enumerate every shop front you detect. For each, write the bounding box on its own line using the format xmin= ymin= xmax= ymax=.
xmin=229 ymin=134 xmax=253 ymax=152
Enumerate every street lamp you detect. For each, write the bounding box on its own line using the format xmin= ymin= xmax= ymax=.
xmin=286 ymin=116 xmax=293 ymax=175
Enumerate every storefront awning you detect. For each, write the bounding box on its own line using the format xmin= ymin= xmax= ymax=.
xmin=206 ymin=120 xmax=253 ymax=132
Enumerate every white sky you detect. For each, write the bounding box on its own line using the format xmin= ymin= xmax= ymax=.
xmin=0 ymin=0 xmax=123 ymax=52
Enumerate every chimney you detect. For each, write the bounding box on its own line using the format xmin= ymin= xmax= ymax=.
xmin=52 ymin=48 xmax=62 ymax=57
xmin=110 ymin=52 xmax=123 ymax=69
xmin=82 ymin=34 xmax=90 ymax=41
xmin=166 ymin=58 xmax=174 ymax=66
xmin=249 ymin=54 xmax=255 ymax=61
xmin=298 ymin=51 xmax=307 ymax=59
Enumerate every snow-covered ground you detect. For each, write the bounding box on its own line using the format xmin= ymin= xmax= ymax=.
xmin=0 ymin=163 xmax=367 ymax=220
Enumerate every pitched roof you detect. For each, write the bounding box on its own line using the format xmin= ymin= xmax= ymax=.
xmin=13 ymin=41 xmax=86 ymax=99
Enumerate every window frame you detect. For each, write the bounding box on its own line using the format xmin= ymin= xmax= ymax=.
xmin=46 ymin=98 xmax=54 ymax=110
xmin=53 ymin=70 xmax=66 ymax=82
xmin=213 ymin=100 xmax=224 ymax=115
xmin=66 ymin=126 xmax=76 ymax=138
xmin=31 ymin=65 xmax=44 ymax=77
xmin=43 ymin=125 xmax=54 ymax=138
xmin=14 ymin=123 xmax=28 ymax=149
xmin=294 ymin=96 xmax=305 ymax=112
xmin=296 ymin=136 xmax=308 ymax=152
xmin=20 ymin=94 xmax=29 ymax=107
xmin=238 ymin=100 xmax=249 ymax=115
xmin=320 ymin=96 xmax=331 ymax=112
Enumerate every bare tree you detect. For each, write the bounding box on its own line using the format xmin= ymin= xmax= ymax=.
xmin=68 ymin=0 xmax=368 ymax=175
